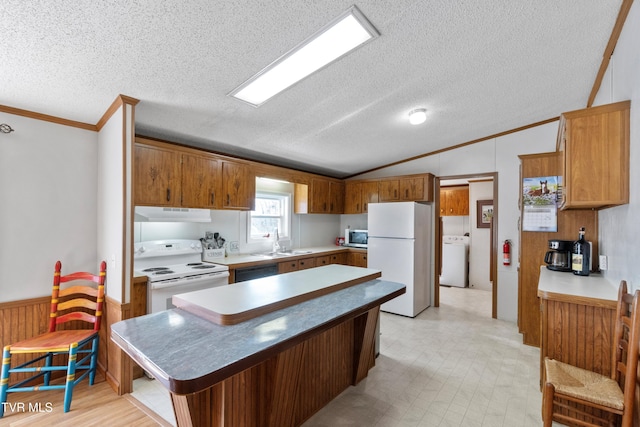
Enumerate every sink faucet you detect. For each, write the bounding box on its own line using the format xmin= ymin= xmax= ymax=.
xmin=273 ymin=228 xmax=280 ymax=252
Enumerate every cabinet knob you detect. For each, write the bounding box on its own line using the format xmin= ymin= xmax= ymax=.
xmin=166 ymin=188 xmax=171 ymax=201
xmin=211 ymin=192 xmax=215 ymax=205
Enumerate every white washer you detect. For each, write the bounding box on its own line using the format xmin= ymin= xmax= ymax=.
xmin=440 ymin=235 xmax=469 ymax=287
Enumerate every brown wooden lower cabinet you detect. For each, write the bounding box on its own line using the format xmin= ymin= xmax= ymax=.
xmin=348 ymin=252 xmax=367 ymax=268
xmin=539 ymin=297 xmax=615 ymax=386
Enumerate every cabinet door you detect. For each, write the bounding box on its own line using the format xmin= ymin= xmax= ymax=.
xmin=329 ymin=181 xmax=344 ymax=214
xmin=378 ymin=180 xmax=400 ymax=201
xmin=560 ymin=101 xmax=630 ymax=209
xmin=348 ymin=252 xmax=367 ymax=267
xmin=309 ymin=178 xmax=330 ymax=213
xmin=181 ymin=153 xmax=221 ymax=208
xmin=330 ymin=253 xmax=348 ymax=265
xmin=400 ymin=177 xmax=424 ymax=201
xmin=344 ymin=182 xmax=362 ymax=214
xmin=134 ymin=144 xmax=180 ymax=206
xmin=278 ymin=260 xmax=298 ymax=274
xmin=362 ymin=182 xmax=379 ymax=213
xmin=222 ymin=161 xmax=255 ymax=210
xmin=315 ymin=255 xmax=331 ymax=267
xmin=297 ymin=257 xmax=316 ymax=270
xmin=440 ymin=186 xmax=469 ymax=216
xmin=450 ymin=187 xmax=469 ymax=215
xmin=439 ymin=189 xmax=449 ymax=216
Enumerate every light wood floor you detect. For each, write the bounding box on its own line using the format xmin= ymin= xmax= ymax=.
xmin=1 ymin=374 xmax=168 ymax=426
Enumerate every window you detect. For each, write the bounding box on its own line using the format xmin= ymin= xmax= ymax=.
xmin=248 ymin=192 xmax=290 ymax=242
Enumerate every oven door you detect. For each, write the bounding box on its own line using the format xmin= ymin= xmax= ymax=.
xmin=148 ymin=271 xmax=229 ymax=313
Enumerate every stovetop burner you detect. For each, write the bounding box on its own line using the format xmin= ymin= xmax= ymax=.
xmin=143 ymin=267 xmax=170 ymax=272
xmin=187 ymin=263 xmax=203 ymax=266
xmin=191 ymin=265 xmax=217 ymax=269
xmin=153 ymin=270 xmax=175 ymax=275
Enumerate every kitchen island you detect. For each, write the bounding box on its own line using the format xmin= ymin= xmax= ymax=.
xmin=111 ymin=265 xmax=405 ymax=427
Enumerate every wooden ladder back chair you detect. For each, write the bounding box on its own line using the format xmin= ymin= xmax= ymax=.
xmin=0 ymin=260 xmax=106 ymax=417
xmin=542 ymin=280 xmax=640 ymax=427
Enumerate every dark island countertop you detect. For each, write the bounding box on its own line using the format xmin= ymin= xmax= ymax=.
xmin=111 ymin=275 xmax=404 ymax=395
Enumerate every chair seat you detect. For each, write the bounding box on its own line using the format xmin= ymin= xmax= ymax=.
xmin=545 ymin=358 xmax=624 ymax=411
xmin=9 ymin=330 xmax=97 ymax=354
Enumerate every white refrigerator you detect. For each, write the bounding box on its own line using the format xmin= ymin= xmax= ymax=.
xmin=368 ymin=202 xmax=431 ymax=317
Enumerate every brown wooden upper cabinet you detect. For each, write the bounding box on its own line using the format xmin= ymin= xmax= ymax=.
xmin=134 ymin=143 xmax=181 ymax=207
xmin=134 ymin=139 xmax=255 ymax=211
xmin=221 ymin=160 xmax=255 ymax=211
xmin=557 ymin=100 xmax=630 ymax=210
xmin=440 ymin=185 xmax=469 ymax=216
xmin=344 ymin=173 xmax=433 ymax=213
xmin=344 ymin=181 xmax=380 ymax=214
xmin=181 ymin=153 xmax=221 ymax=209
xmin=296 ymin=178 xmax=344 ymax=214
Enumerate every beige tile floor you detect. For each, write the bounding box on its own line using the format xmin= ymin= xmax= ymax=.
xmin=303 ymin=286 xmax=544 ymax=427
xmin=132 ymin=286 xmax=546 ymax=427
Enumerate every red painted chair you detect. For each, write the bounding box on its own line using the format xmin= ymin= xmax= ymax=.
xmin=1 ymin=260 xmax=106 ymax=417
xmin=542 ymin=280 xmax=640 ymax=427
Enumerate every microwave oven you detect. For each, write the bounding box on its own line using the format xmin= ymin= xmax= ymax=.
xmin=345 ymin=229 xmax=368 ymax=248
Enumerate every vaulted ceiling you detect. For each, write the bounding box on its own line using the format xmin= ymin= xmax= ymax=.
xmin=1 ymin=1 xmax=623 ymax=177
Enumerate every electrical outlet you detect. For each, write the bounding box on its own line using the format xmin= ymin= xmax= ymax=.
xmin=599 ymin=255 xmax=608 ymax=271
xmin=229 ymin=241 xmax=239 ymax=252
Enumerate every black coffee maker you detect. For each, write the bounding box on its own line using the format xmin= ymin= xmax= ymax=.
xmin=545 ymin=240 xmax=573 ymax=272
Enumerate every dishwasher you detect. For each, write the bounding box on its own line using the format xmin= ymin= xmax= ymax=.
xmin=234 ymin=263 xmax=279 ymax=282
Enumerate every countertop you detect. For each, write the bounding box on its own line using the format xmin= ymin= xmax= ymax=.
xmin=206 ymin=245 xmax=365 ymax=268
xmin=537 ymin=266 xmax=618 ymax=308
xmin=173 ymin=264 xmax=381 ymax=325
xmin=111 ymin=276 xmax=404 ymax=395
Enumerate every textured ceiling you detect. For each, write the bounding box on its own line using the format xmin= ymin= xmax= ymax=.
xmin=1 ymin=1 xmax=622 ymax=178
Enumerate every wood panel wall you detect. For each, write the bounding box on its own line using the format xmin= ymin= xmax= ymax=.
xmin=518 ymin=152 xmax=598 ymax=347
xmin=0 ymin=294 xmax=137 ymax=395
xmin=540 ymin=297 xmax=617 ymax=423
xmin=0 ymin=296 xmax=111 ymax=384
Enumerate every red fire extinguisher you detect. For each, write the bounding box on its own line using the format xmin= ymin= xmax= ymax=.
xmin=503 ymin=240 xmax=511 ymax=266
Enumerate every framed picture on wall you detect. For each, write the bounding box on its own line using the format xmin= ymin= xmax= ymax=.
xmin=477 ymin=200 xmax=493 ymax=228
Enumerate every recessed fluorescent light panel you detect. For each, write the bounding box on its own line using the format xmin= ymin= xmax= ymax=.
xmin=229 ymin=6 xmax=379 ymax=107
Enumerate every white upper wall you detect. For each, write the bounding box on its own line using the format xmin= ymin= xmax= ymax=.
xmin=97 ymin=104 xmax=127 ymax=303
xmin=0 ymin=112 xmax=98 ymax=302
xmin=350 ymin=119 xmax=558 ymax=322
xmin=593 ymin=1 xmax=640 ymax=291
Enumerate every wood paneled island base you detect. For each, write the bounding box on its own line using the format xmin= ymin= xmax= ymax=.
xmin=171 ymin=307 xmax=378 ymax=427
xmin=111 ymin=267 xmax=405 ymax=427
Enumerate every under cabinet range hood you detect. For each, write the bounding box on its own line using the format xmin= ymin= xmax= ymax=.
xmin=134 ymin=206 xmax=212 ymax=222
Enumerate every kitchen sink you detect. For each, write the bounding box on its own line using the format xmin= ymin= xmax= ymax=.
xmin=250 ymin=250 xmax=313 ymax=258
xmin=278 ymin=250 xmax=313 ymax=255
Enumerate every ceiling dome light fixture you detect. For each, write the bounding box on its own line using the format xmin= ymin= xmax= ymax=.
xmin=408 ymin=108 xmax=427 ymax=125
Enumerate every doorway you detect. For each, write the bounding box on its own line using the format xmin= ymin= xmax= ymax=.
xmin=434 ymin=173 xmax=498 ymax=318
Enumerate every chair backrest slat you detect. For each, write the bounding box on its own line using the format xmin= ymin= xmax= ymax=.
xmin=48 ymin=261 xmax=106 ymax=333
xmin=57 ymin=298 xmax=96 ymax=312
xmin=58 ymin=285 xmax=100 ymax=298
xmin=56 ymin=311 xmax=97 ymax=325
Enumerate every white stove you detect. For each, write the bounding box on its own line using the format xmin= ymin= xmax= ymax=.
xmin=134 ymin=239 xmax=229 ymax=313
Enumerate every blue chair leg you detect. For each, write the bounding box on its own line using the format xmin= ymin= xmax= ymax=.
xmin=1 ymin=346 xmax=11 ymax=418
xmin=63 ymin=343 xmax=78 ymax=413
xmin=88 ymin=337 xmax=99 ymax=386
xmin=43 ymin=352 xmax=53 ymax=386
